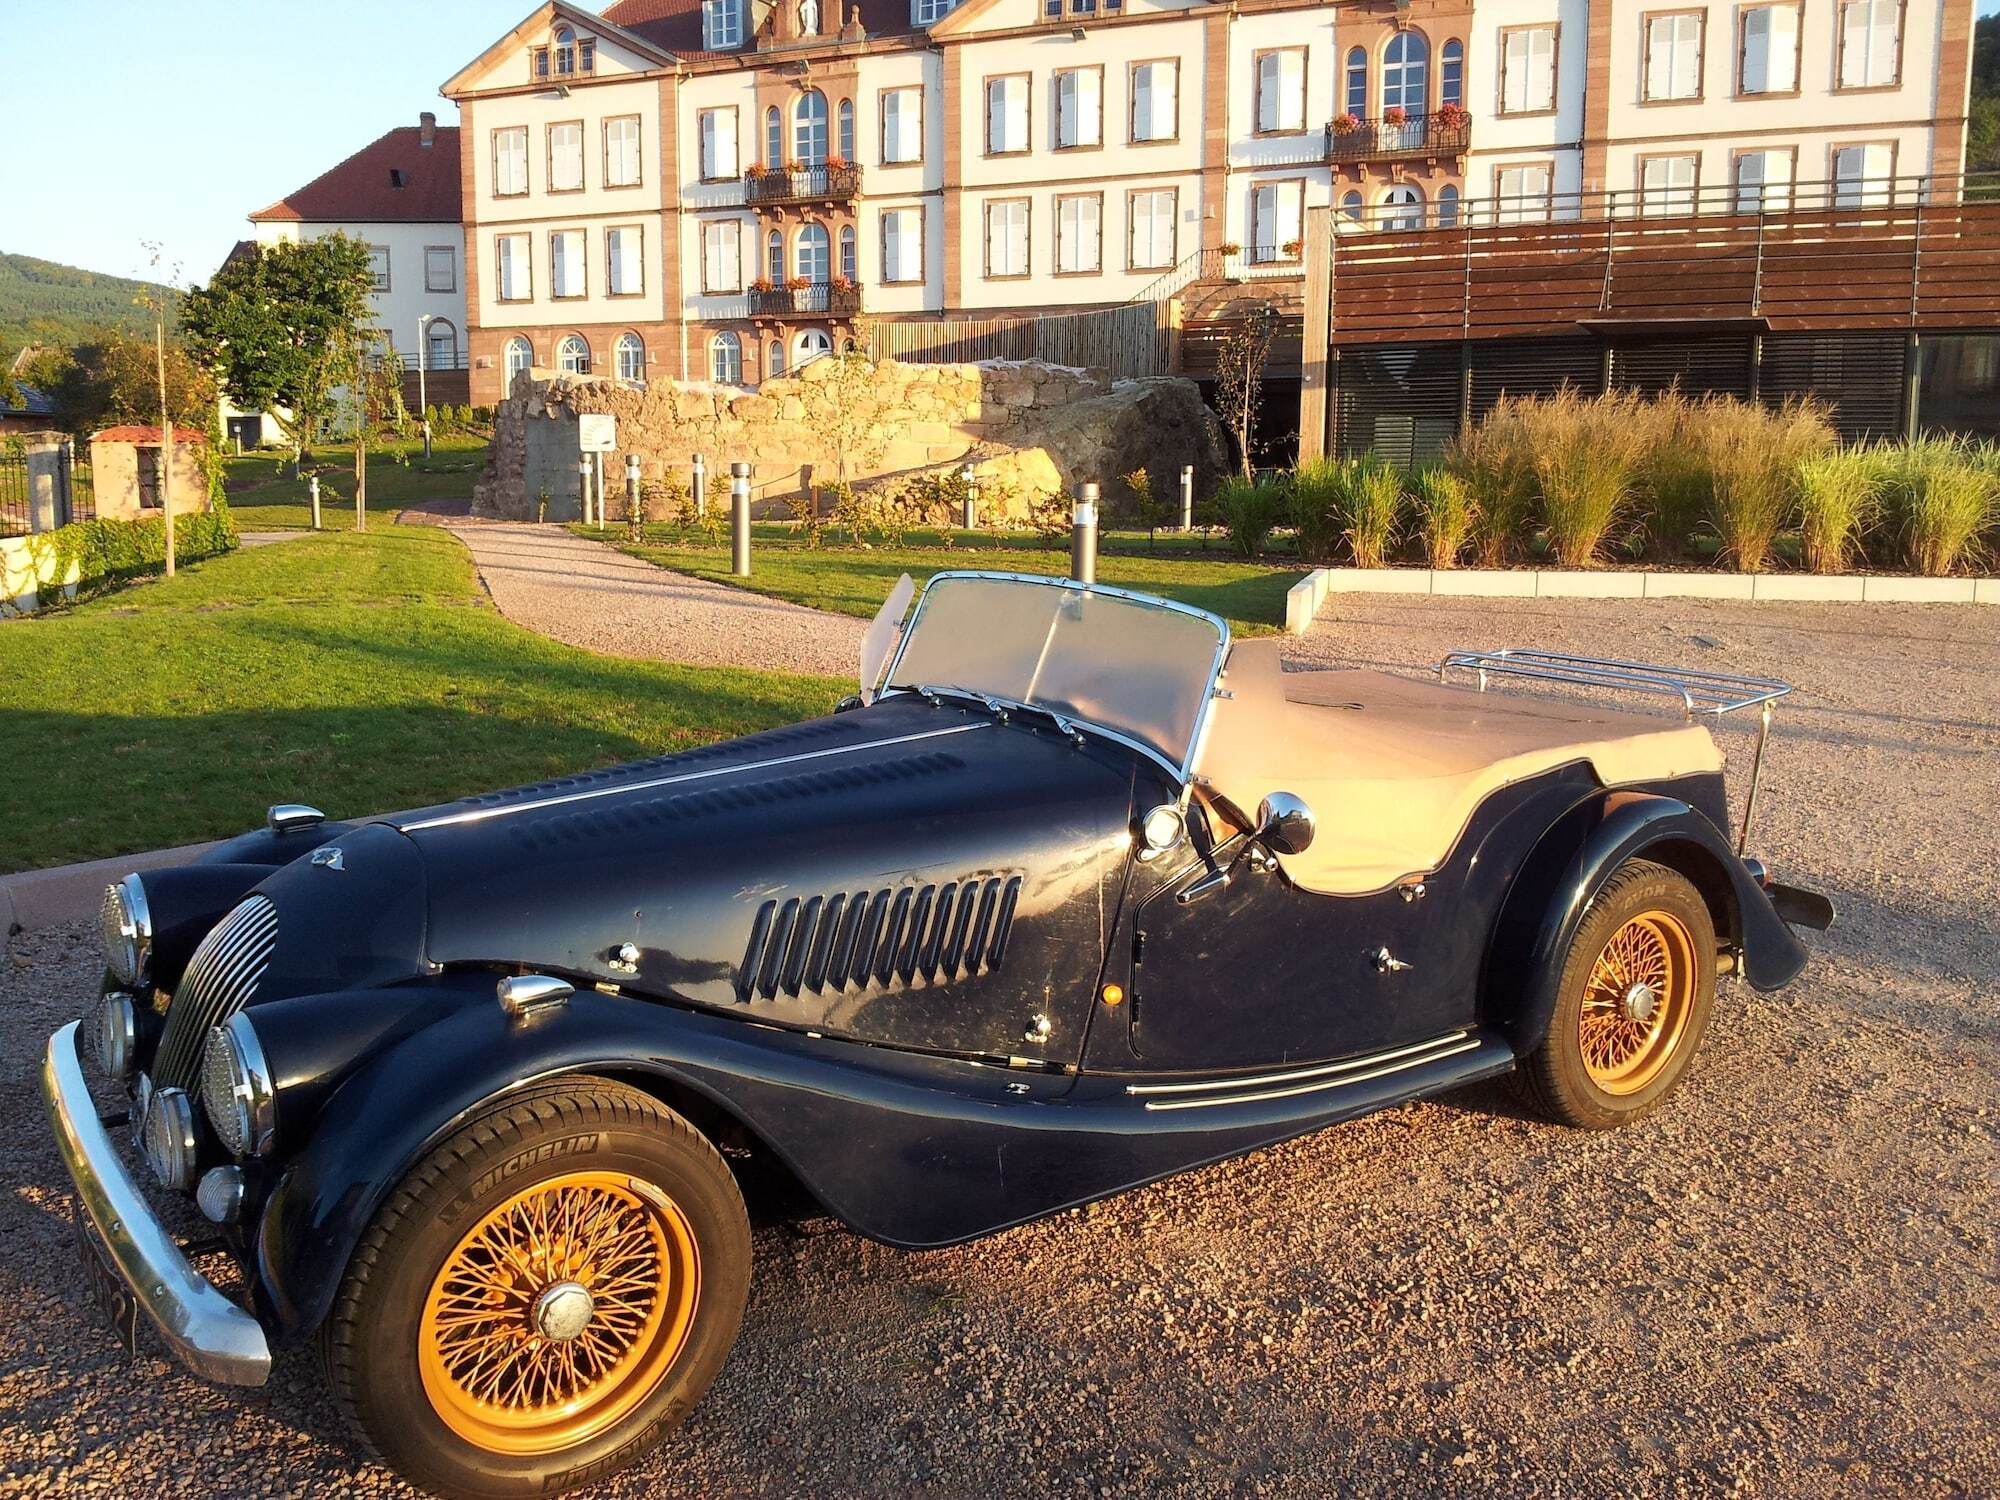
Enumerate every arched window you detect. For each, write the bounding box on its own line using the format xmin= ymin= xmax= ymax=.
xmin=766 ymin=229 xmax=784 ymax=283
xmin=837 ymin=99 xmax=856 ymax=162
xmin=766 ymin=339 xmax=784 ymax=380
xmin=425 ymin=318 xmax=458 ymax=371
xmin=615 ymin=331 xmax=645 ymax=382
xmin=1339 ymin=190 xmax=1365 ymax=226
xmin=1382 ymin=32 xmax=1429 ymax=117
xmin=1378 ymin=183 xmax=1425 ymax=232
xmin=792 ymin=329 xmax=833 ymax=368
xmin=765 ymin=106 xmax=782 ymax=167
xmin=503 ymin=336 xmax=532 ymax=388
xmin=838 ymin=224 xmax=857 ymax=281
xmin=1344 ymin=47 xmax=1368 ymax=117
xmin=796 ymin=222 xmax=831 ymax=283
xmin=553 ymin=25 xmax=576 ymax=75
xmin=794 ymin=89 xmax=829 ymax=165
xmin=1437 ymin=183 xmax=1461 ymax=228
xmin=1441 ymin=39 xmax=1464 ymax=108
xmin=710 ymin=331 xmax=743 ymax=384
xmin=556 ymin=333 xmax=590 ymax=373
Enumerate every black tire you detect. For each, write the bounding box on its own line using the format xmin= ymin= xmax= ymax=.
xmin=323 ymin=1078 xmax=751 ymax=1499
xmin=1514 ymin=859 xmax=1717 ymax=1131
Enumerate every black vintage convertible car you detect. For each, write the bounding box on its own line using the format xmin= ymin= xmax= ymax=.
xmin=44 ymin=570 xmax=1832 ymax=1497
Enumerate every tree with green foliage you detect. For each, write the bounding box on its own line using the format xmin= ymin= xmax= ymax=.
xmin=1971 ymin=15 xmax=1999 ymax=182
xmin=180 ymin=235 xmax=375 ymax=461
xmin=15 ymin=331 xmax=214 ymax=440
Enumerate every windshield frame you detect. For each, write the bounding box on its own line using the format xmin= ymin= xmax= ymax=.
xmin=879 ymin=570 xmax=1233 ymax=784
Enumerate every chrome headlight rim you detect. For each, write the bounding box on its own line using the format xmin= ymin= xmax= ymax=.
xmin=199 ymin=1011 xmax=276 ymax=1159
xmin=92 ymin=991 xmax=139 ymax=1080
xmin=100 ymin=874 xmax=153 ymax=987
xmin=140 ymin=1084 xmax=198 ymax=1191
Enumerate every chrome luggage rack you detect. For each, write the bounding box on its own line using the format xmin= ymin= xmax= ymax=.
xmin=1436 ymin=648 xmax=1794 ymax=855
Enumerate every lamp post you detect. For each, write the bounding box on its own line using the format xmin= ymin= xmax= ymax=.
xmin=730 ymin=462 xmax=752 ymax=576
xmin=960 ymin=462 xmax=977 ymax=530
xmin=1071 ymin=481 xmax=1099 ymax=585
xmin=416 ymin=314 xmax=435 ymax=459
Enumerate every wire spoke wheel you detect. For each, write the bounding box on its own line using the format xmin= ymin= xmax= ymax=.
xmin=417 ymin=1170 xmax=701 ymax=1456
xmin=1578 ymin=910 xmax=1698 ymax=1096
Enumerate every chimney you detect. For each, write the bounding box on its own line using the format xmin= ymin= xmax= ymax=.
xmin=419 ymin=111 xmax=437 ymax=147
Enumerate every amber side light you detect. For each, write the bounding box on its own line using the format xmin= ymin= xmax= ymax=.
xmin=1101 ymin=983 xmax=1125 ymax=1007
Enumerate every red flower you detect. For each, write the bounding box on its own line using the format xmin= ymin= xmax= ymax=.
xmin=1332 ymin=112 xmax=1362 ymax=135
xmin=787 ymin=275 xmax=814 ymax=290
xmin=746 ymin=162 xmax=768 ymax=177
xmin=749 ymin=277 xmax=774 ymax=292
xmin=1383 ymin=106 xmax=1408 ymax=126
xmin=1436 ymin=102 xmax=1471 ymax=129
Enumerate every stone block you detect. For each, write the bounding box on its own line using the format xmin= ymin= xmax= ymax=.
xmin=1859 ymin=575 xmax=1978 ymax=603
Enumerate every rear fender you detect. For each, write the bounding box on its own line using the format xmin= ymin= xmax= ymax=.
xmin=1486 ymin=792 xmax=1807 ymax=1053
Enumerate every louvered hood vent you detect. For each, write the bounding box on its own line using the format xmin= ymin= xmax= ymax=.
xmin=737 ymin=874 xmax=1024 ymax=1003
xmin=153 ymin=894 xmax=279 ymax=1088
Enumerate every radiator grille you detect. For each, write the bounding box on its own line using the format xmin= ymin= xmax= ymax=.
xmin=153 ymin=895 xmax=278 ymax=1088
xmin=736 ymin=874 xmax=1023 ymax=1003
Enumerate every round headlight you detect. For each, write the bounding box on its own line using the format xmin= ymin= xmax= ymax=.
xmin=99 ymin=875 xmax=152 ymax=987
xmin=141 ymin=1085 xmax=198 ymax=1191
xmin=199 ymin=1013 xmax=275 ymax=1159
xmin=92 ymin=992 xmax=138 ymax=1080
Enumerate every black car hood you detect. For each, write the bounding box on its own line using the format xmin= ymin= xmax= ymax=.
xmin=390 ymin=696 xmax=1142 ymax=1059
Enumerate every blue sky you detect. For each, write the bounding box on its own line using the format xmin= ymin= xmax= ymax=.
xmin=2 ymin=0 xmax=1997 ymax=288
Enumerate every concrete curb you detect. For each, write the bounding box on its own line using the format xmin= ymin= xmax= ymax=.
xmin=1 ymin=841 xmax=218 ymax=940
xmin=1281 ymin=566 xmax=1997 ymax=626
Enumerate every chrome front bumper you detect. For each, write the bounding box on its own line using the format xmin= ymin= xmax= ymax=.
xmin=38 ymin=1022 xmax=272 ymax=1386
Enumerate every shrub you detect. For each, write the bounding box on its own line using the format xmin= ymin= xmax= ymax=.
xmin=1883 ymin=435 xmax=1999 ymax=576
xmin=1121 ymin=467 xmax=1170 ymax=545
xmin=783 ymin=485 xmax=828 ymax=549
xmin=1214 ymin=476 xmax=1284 ymax=558
xmin=8 ymin=507 xmax=237 ymax=612
xmin=1795 ymin=447 xmax=1886 ymax=573
xmin=1526 ymin=388 xmax=1655 ymax=567
xmin=1446 ymin=398 xmax=1539 ymax=566
xmin=1025 ymin=489 xmax=1070 ymax=547
xmin=1284 ymin=456 xmax=1346 ymax=563
xmin=1696 ymin=397 xmax=1835 ymax=572
xmin=1341 ymin=457 xmax=1404 ymax=568
xmin=1412 ymin=467 xmax=1479 ymax=569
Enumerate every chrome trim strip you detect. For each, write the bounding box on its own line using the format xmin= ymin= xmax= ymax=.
xmin=1133 ymin=1035 xmax=1485 ymax=1112
xmin=395 ymin=723 xmax=992 ymax=833
xmin=39 ymin=1023 xmax=272 ymax=1386
xmin=1126 ymin=1031 xmax=1475 ymax=1096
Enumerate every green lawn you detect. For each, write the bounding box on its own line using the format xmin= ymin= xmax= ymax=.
xmin=0 ymin=524 xmax=839 ymax=872
xmin=578 ymin=524 xmax=1303 ymax=635
xmin=226 ymin=435 xmax=488 ymax=531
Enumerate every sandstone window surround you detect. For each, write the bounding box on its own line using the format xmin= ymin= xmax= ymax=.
xmin=548 ymin=120 xmax=585 ymax=193
xmin=616 ymin=331 xmax=646 ymax=382
xmin=1441 ymin=38 xmax=1464 ymax=107
xmin=1498 ymin=25 xmax=1558 ymax=116
xmin=1732 ymin=146 xmax=1796 ymax=211
xmin=1638 ymin=153 xmax=1699 ymax=216
xmin=1054 ymin=66 xmax=1103 ymax=151
xmin=557 ymin=333 xmax=591 ymax=374
xmin=985 ymin=197 xmax=1030 ymax=279
xmin=493 ymin=126 xmax=529 ymax=197
xmin=1832 ymin=140 xmax=1897 ymax=206
xmin=700 ymin=107 xmax=739 ymax=182
xmin=1345 ymin=46 xmax=1367 ymax=116
xmin=504 ymin=335 xmax=532 ymax=384
xmin=710 ymin=330 xmax=744 ymax=384
xmin=1130 ymin=59 xmax=1177 ymax=144
xmin=881 ymin=87 xmax=923 ymax=164
xmin=1836 ymin=0 xmax=1903 ymax=90
xmin=1055 ymin=193 xmax=1102 ymax=276
xmin=496 ymin=233 xmax=532 ymax=301
xmin=605 ymin=115 xmax=644 ymax=187
xmin=607 ymin=225 xmax=644 ymax=297
xmin=550 ymin=229 xmax=587 ymax=299
xmin=986 ymin=74 xmax=1030 ymax=156
xmin=1495 ymin=161 xmax=1554 ymax=222
xmin=1254 ymin=49 xmax=1306 ymax=136
xmin=1249 ymin=179 xmax=1303 ymax=264
xmin=1128 ymin=187 xmax=1176 ymax=270
xmin=702 ymin=219 xmax=745 ymax=293
xmin=795 ymin=88 xmax=830 ymax=164
xmin=1738 ymin=3 xmax=1801 ymax=95
xmin=1642 ymin=11 xmax=1706 ymax=104
xmin=881 ymin=206 xmax=924 ymax=284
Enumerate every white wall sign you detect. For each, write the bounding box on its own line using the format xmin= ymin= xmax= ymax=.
xmin=578 ymin=414 xmax=618 ymax=452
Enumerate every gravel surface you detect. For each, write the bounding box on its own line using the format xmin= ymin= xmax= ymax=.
xmin=3 ymin=595 xmax=1995 ymax=1499
xmin=444 ymin=521 xmax=864 ymax=678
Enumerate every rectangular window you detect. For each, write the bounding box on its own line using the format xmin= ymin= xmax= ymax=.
xmin=1254 ymin=50 xmax=1306 ymax=134
xmin=1639 ymin=155 xmax=1698 ymax=216
xmin=424 ymin=246 xmax=456 ymax=293
xmin=1055 ymin=194 xmax=1101 ymax=274
xmin=1739 ymin=4 xmax=1800 ymax=94
xmin=985 ymin=198 xmax=1030 ymax=278
xmin=533 ymin=47 xmax=549 ymax=80
xmin=605 ymin=115 xmax=642 ymax=187
xmin=1496 ymin=164 xmax=1553 ymax=223
xmin=493 ymin=127 xmax=529 ymax=196
xmin=1732 ymin=148 xmax=1794 ymax=211
xmin=549 ymin=121 xmax=584 ymax=192
xmin=881 ymin=88 xmax=922 ymax=163
xmin=1128 ymin=188 xmax=1176 ymax=270
xmin=1249 ymin=180 xmax=1303 ymax=263
xmin=881 ymin=207 xmax=924 ymax=283
xmin=915 ymin=0 xmax=956 ymax=20
xmin=699 ymin=108 xmax=738 ymax=181
xmin=986 ymin=75 xmax=1029 ymax=155
xmin=496 ymin=233 xmax=531 ymax=301
xmin=1833 ymin=142 xmax=1896 ymax=206
xmin=607 ymin=226 xmax=643 ymax=296
xmin=701 ymin=219 xmax=743 ymax=293
xmin=1499 ymin=26 xmax=1558 ymax=114
xmin=1054 ymin=67 xmax=1102 ymax=149
xmin=1130 ymin=61 xmax=1177 ymax=143
xmin=368 ymin=245 xmax=391 ymax=291
xmin=702 ymin=0 xmax=742 ymax=49
xmin=1643 ymin=12 xmax=1704 ymax=101
xmin=1838 ymin=0 xmax=1901 ymax=89
xmin=550 ymin=229 xmax=586 ymax=298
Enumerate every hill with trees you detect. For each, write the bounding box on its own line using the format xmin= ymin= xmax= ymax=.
xmin=1 ymin=252 xmax=174 ymax=378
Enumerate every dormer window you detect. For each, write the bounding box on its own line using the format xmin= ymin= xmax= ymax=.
xmin=535 ymin=26 xmax=596 ymax=78
xmin=703 ymin=0 xmax=745 ymax=49
xmin=914 ymin=0 xmax=958 ymax=23
xmin=554 ymin=26 xmax=577 ymax=75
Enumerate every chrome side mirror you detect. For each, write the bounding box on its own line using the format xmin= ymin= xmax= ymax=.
xmin=1256 ymin=792 xmax=1316 ymax=856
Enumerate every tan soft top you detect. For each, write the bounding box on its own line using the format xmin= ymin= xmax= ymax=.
xmin=1194 ymin=641 xmax=1723 ymax=896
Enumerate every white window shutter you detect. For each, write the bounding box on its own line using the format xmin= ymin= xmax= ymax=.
xmin=1078 ymin=70 xmax=1100 ymax=146
xmin=1770 ymin=7 xmax=1799 ymax=90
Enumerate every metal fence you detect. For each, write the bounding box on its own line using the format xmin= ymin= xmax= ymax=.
xmin=0 ymin=447 xmax=27 ymax=536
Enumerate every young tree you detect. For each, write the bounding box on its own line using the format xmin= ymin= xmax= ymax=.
xmin=1214 ymin=302 xmax=1281 ymax=478
xmin=181 ymin=235 xmax=375 ymax=467
xmin=139 ymin=243 xmax=184 ymax=577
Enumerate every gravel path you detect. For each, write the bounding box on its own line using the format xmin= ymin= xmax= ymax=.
xmin=3 ymin=596 xmax=1995 ymax=1498
xmin=445 ymin=521 xmax=863 ymax=679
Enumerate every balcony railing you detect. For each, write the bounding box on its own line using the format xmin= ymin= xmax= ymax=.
xmin=744 ymin=163 xmax=861 ymax=207
xmin=749 ymin=282 xmax=863 ymax=318
xmin=1325 ymin=113 xmax=1471 ymax=164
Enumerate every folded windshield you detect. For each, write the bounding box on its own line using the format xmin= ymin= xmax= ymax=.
xmin=883 ymin=574 xmax=1229 ymax=775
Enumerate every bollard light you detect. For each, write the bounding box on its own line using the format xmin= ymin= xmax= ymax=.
xmin=308 ymin=474 xmax=322 ymax=532
xmin=692 ymin=453 xmax=708 ymax=518
xmin=625 ymin=453 xmax=643 ymax=537
xmin=960 ymin=463 xmax=978 ymax=531
xmin=1180 ymin=465 xmax=1195 ymax=531
xmin=1071 ymin=481 xmax=1099 ymax=586
xmin=578 ymin=458 xmax=594 ymax=525
xmin=730 ymin=461 xmax=752 ymax=577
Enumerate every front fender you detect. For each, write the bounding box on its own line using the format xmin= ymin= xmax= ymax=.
xmin=1487 ymin=792 xmax=1808 ymax=1053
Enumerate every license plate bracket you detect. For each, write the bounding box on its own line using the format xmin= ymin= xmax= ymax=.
xmin=70 ymin=1199 xmax=139 ymax=1358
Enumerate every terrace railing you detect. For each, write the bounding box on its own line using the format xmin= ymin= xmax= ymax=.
xmin=1325 ymin=113 xmax=1471 ymax=163
xmin=744 ymin=163 xmax=861 ymax=208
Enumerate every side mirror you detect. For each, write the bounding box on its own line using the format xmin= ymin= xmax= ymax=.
xmin=1256 ymin=792 xmax=1316 ymax=856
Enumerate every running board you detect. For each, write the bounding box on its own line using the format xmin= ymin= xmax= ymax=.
xmin=1125 ymin=1030 xmax=1503 ymax=1113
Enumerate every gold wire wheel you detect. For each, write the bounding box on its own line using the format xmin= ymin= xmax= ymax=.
xmin=418 ymin=1170 xmax=701 ymax=1456
xmin=1578 ymin=910 xmax=1698 ymax=1096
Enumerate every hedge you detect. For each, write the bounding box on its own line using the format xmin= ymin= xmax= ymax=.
xmin=7 ymin=505 xmax=238 ymax=611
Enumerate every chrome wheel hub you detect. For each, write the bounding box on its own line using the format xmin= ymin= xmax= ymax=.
xmin=531 ymin=1280 xmax=595 ymax=1343
xmin=1621 ymin=982 xmax=1659 ymax=1024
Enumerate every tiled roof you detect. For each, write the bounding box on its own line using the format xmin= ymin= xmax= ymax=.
xmin=93 ymin=426 xmax=208 ymax=445
xmin=603 ymin=0 xmax=918 ymax=59
xmin=250 ymin=122 xmax=461 ymax=225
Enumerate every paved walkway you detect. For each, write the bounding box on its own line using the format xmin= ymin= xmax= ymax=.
xmin=1 ymin=840 xmax=216 ymax=938
xmin=444 ymin=521 xmax=867 ymax=679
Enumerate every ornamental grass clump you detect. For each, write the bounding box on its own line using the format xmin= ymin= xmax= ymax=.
xmin=1411 ymin=466 xmax=1479 ymax=569
xmin=1639 ymin=391 xmax=1711 ymax=559
xmin=1795 ymin=447 xmax=1886 ymax=573
xmin=1339 ymin=456 xmax=1405 ymax=569
xmin=1696 ymin=397 xmax=1836 ymax=573
xmin=1526 ymin=388 xmax=1655 ymax=567
xmin=1284 ymin=456 xmax=1347 ymax=564
xmin=1215 ymin=475 xmax=1285 ymax=558
xmin=1445 ymin=398 xmax=1538 ymax=566
xmin=1884 ymin=435 xmax=2000 ymax=576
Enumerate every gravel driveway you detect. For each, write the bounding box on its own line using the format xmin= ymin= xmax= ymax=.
xmin=3 ymin=595 xmax=1994 ymax=1498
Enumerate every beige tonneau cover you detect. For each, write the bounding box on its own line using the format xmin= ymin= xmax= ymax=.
xmin=1195 ymin=641 xmax=1723 ymax=896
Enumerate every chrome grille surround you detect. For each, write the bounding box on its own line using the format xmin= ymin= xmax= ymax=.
xmin=153 ymin=895 xmax=279 ymax=1090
